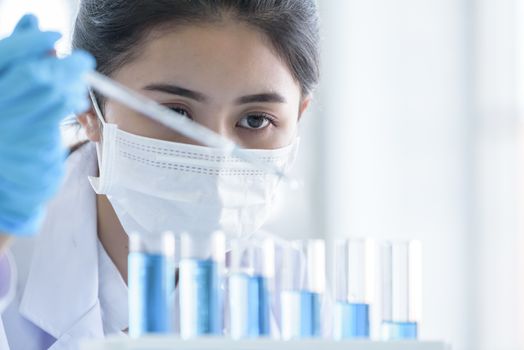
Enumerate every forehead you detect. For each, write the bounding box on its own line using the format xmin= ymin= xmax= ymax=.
xmin=111 ymin=21 xmax=301 ymax=101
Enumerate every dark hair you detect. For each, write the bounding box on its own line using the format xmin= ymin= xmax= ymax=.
xmin=72 ymin=0 xmax=320 ymax=100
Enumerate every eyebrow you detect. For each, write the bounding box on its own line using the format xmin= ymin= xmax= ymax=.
xmin=143 ymin=83 xmax=287 ymax=105
xmin=143 ymin=84 xmax=207 ymax=102
xmin=235 ymin=92 xmax=286 ymax=104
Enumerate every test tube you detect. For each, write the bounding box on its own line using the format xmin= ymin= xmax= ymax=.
xmin=333 ymin=239 xmax=375 ymax=339
xmin=281 ymin=239 xmax=325 ymax=339
xmin=381 ymin=240 xmax=422 ymax=340
xmin=228 ymin=238 xmax=274 ymax=339
xmin=179 ymin=232 xmax=225 ymax=338
xmin=128 ymin=231 xmax=176 ymax=338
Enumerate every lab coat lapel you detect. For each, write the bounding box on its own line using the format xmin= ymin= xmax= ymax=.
xmin=47 ymin=301 xmax=104 ymax=350
xmin=18 ymin=143 xmax=105 ymax=343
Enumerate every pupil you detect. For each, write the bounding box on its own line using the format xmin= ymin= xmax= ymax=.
xmin=247 ymin=116 xmax=264 ymax=128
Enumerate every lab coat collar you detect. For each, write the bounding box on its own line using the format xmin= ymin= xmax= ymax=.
xmin=97 ymin=239 xmax=128 ymax=334
xmin=18 ymin=142 xmax=113 ymax=345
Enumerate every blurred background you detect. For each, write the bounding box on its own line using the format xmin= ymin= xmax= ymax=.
xmin=1 ymin=0 xmax=523 ymax=349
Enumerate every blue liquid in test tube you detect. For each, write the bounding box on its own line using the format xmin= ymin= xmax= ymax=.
xmin=128 ymin=232 xmax=175 ymax=338
xmin=382 ymin=321 xmax=417 ymax=340
xmin=179 ymin=258 xmax=222 ymax=337
xmin=333 ymin=239 xmax=374 ymax=340
xmin=281 ymin=239 xmax=325 ymax=340
xmin=250 ymin=275 xmax=271 ymax=336
xmin=229 ymin=238 xmax=274 ymax=339
xmin=230 ymin=273 xmax=270 ymax=338
xmin=281 ymin=290 xmax=322 ymax=338
xmin=334 ymin=301 xmax=370 ymax=339
xmin=381 ymin=241 xmax=422 ymax=341
xmin=300 ymin=290 xmax=322 ymax=337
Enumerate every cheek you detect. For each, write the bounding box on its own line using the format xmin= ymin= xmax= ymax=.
xmin=269 ymin=106 xmax=301 ymax=147
xmin=105 ymin=102 xmax=159 ymax=137
xmin=280 ymin=103 xmax=301 ymax=134
xmin=277 ymin=119 xmax=300 ymax=146
xmin=104 ymin=102 xmax=131 ymax=126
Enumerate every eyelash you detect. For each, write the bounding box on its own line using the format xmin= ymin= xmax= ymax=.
xmin=165 ymin=104 xmax=276 ymax=132
xmin=166 ymin=104 xmax=193 ymax=119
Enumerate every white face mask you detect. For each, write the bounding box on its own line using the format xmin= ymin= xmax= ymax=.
xmin=88 ymin=95 xmax=298 ymax=240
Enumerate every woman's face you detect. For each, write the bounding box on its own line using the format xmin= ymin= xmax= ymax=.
xmin=81 ymin=21 xmax=310 ymax=149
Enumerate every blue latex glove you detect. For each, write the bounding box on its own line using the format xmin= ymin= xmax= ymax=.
xmin=0 ymin=14 xmax=95 ymax=235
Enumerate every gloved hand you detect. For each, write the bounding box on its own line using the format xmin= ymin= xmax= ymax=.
xmin=0 ymin=14 xmax=95 ymax=235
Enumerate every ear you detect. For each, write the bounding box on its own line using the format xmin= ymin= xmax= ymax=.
xmin=77 ymin=108 xmax=101 ymax=142
xmin=298 ymin=95 xmax=312 ymax=121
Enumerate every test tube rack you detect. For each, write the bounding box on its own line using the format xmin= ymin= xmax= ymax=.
xmin=81 ymin=336 xmax=450 ymax=350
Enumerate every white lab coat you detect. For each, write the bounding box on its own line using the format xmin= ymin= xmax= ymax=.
xmin=0 ymin=142 xmax=307 ymax=350
xmin=0 ymin=143 xmax=128 ymax=349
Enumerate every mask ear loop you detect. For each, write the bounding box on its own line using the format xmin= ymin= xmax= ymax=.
xmin=89 ymin=89 xmax=105 ymax=125
xmin=89 ymin=89 xmax=106 ymax=172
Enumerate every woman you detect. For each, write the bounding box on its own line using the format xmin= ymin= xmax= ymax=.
xmin=2 ymin=1 xmax=320 ymax=348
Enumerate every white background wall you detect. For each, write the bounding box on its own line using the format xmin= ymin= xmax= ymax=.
xmin=471 ymin=0 xmax=524 ymax=349
xmin=1 ymin=1 xmax=524 ymax=349
xmin=316 ymin=1 xmax=472 ymax=349
xmin=271 ymin=1 xmax=524 ymax=349
xmin=0 ymin=0 xmax=75 ymax=53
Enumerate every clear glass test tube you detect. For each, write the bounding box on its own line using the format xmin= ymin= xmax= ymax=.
xmin=381 ymin=240 xmax=422 ymax=340
xmin=281 ymin=239 xmax=325 ymax=339
xmin=179 ymin=232 xmax=225 ymax=339
xmin=128 ymin=231 xmax=176 ymax=338
xmin=333 ymin=239 xmax=375 ymax=339
xmin=228 ymin=238 xmax=274 ymax=339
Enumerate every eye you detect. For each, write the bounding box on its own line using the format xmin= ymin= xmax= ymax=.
xmin=237 ymin=114 xmax=274 ymax=130
xmin=167 ymin=105 xmax=192 ymax=119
